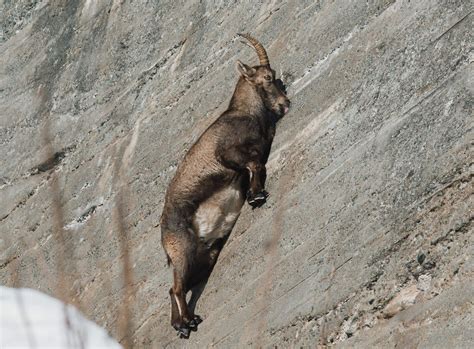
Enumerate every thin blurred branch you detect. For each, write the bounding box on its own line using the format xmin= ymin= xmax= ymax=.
xmin=7 ymin=239 xmax=20 ymax=289
xmin=114 ymin=188 xmax=134 ymax=349
xmin=113 ymin=135 xmax=139 ymax=349
xmin=8 ymin=237 xmax=37 ymax=348
xmin=42 ymin=114 xmax=70 ymax=303
xmin=14 ymin=288 xmax=37 ymax=348
xmin=42 ymin=109 xmax=82 ymax=348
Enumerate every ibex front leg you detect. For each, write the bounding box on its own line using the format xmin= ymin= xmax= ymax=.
xmin=246 ymin=161 xmax=268 ymax=208
xmin=217 ymin=142 xmax=268 ymax=208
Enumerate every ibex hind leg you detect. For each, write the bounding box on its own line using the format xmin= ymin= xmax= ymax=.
xmin=169 ymin=287 xmax=180 ymax=330
xmin=171 ymin=267 xmax=192 ymax=338
xmin=162 ymin=232 xmax=198 ymax=338
xmin=185 ymin=244 xmax=223 ymax=329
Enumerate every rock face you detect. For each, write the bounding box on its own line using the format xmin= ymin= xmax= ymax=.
xmin=1 ymin=0 xmax=472 ymax=347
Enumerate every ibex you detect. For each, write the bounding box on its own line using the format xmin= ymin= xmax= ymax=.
xmin=160 ymin=33 xmax=290 ymax=338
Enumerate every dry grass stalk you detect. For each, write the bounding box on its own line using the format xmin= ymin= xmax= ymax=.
xmin=6 ymin=237 xmax=20 ymax=288
xmin=7 ymin=237 xmax=37 ymax=348
xmin=113 ymin=138 xmax=138 ymax=349
xmin=41 ymin=114 xmax=85 ymax=348
xmin=114 ymin=188 xmax=135 ymax=349
xmin=42 ymin=118 xmax=70 ymax=304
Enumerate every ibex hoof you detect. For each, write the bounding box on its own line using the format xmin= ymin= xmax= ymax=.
xmin=247 ymin=190 xmax=268 ymax=208
xmin=188 ymin=315 xmax=202 ymax=331
xmin=176 ymin=326 xmax=190 ymax=339
xmin=193 ymin=315 xmax=203 ymax=325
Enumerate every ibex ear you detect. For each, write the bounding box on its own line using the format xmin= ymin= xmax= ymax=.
xmin=236 ymin=60 xmax=256 ymax=79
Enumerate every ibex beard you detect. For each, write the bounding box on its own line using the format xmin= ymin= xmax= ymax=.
xmin=160 ymin=33 xmax=290 ymax=339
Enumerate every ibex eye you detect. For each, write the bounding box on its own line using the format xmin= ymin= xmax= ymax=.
xmin=264 ymin=75 xmax=272 ymax=81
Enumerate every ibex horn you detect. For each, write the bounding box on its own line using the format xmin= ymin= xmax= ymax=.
xmin=237 ymin=33 xmax=270 ymax=66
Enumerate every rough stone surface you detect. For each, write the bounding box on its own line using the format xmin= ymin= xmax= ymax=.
xmin=1 ymin=0 xmax=473 ymax=348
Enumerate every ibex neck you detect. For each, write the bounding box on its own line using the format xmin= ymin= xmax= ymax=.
xmin=228 ymin=78 xmax=265 ymax=116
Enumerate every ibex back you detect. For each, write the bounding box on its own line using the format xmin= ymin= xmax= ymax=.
xmin=160 ymin=33 xmax=290 ymax=338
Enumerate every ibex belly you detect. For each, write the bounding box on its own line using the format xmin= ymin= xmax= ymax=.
xmin=193 ymin=180 xmax=245 ymax=243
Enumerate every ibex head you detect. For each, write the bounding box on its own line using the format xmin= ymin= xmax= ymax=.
xmin=236 ymin=33 xmax=290 ymax=117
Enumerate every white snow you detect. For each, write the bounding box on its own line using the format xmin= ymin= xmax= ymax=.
xmin=0 ymin=286 xmax=122 ymax=349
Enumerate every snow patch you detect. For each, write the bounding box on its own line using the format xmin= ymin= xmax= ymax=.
xmin=0 ymin=286 xmax=122 ymax=348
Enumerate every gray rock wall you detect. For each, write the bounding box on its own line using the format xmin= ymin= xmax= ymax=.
xmin=1 ymin=0 xmax=472 ymax=347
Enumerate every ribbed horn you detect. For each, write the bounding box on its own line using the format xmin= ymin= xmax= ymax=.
xmin=237 ymin=33 xmax=270 ymax=66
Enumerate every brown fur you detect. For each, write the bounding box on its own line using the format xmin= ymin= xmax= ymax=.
xmin=160 ymin=33 xmax=290 ymax=338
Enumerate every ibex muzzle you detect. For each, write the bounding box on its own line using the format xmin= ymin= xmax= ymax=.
xmin=160 ymin=33 xmax=290 ymax=338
